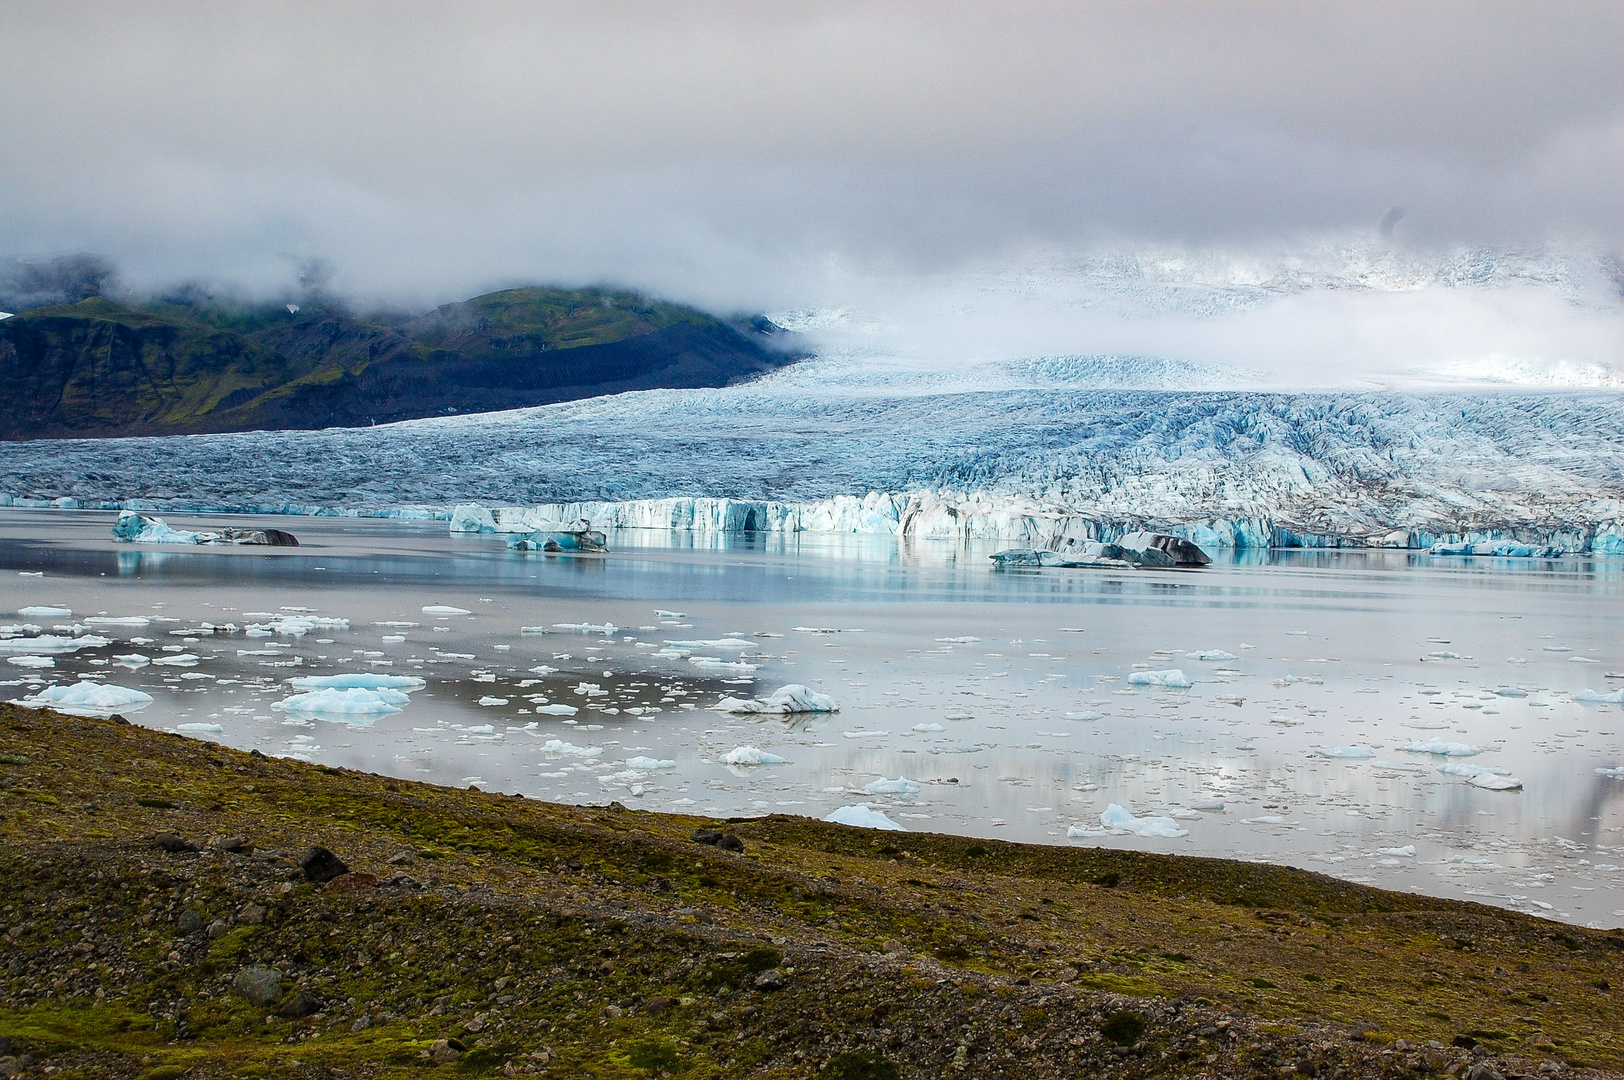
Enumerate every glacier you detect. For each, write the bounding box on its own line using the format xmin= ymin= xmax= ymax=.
xmin=2 ymin=371 xmax=1624 ymax=551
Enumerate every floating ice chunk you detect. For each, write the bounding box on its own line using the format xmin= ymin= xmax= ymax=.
xmin=911 ymin=722 xmax=945 ymax=732
xmin=626 ymin=756 xmax=676 ymax=770
xmin=17 ymin=605 xmax=71 ymax=617
xmin=463 ymin=724 xmax=497 ymax=735
xmin=842 ymin=729 xmax=889 ymax=739
xmin=1378 ymin=845 xmax=1417 ymax=857
xmin=1576 ymin=688 xmax=1624 ymax=704
xmin=541 ymin=739 xmax=602 ymax=756
xmin=248 ymin=615 xmax=349 ymax=636
xmin=1595 ymin=767 xmax=1624 ymax=778
xmin=824 ymin=804 xmax=905 ymax=830
xmin=1065 ymin=710 xmax=1102 ymax=721
xmin=666 ymin=638 xmax=756 ymax=650
xmin=1439 ymin=761 xmax=1523 ymax=790
xmin=83 ymin=616 xmax=151 ymax=627
xmin=720 ymin=746 xmax=786 ymax=766
xmin=1401 ymin=738 xmax=1482 ymax=757
xmin=1190 ymin=799 xmax=1226 ymax=811
xmin=1494 ymin=687 xmax=1527 ymax=697
xmin=935 ymin=636 xmax=981 ymax=643
xmin=0 ymin=634 xmax=112 ymax=654
xmin=1066 ymin=824 xmax=1104 ymax=837
xmin=1126 ymin=669 xmax=1191 ymax=689
xmin=423 ymin=605 xmax=471 ymax=615
xmin=151 ymin=653 xmax=201 ymax=667
xmin=477 ymin=696 xmax=509 ymax=706
xmin=711 ymin=684 xmax=839 ymax=714
xmin=655 ymin=610 xmax=688 ymax=618
xmin=554 ymin=622 xmax=618 ymax=634
xmin=16 ymin=681 xmax=154 ymax=716
xmin=6 ymin=656 xmax=53 ymax=668
xmin=862 ymin=776 xmax=921 ymax=796
xmin=1270 ymin=714 xmax=1305 ymax=726
xmin=176 ymin=722 xmax=223 ymax=734
xmin=533 ymin=703 xmax=579 ymax=716
xmin=1371 ymin=760 xmax=1426 ymax=772
xmin=1099 ymin=803 xmax=1188 ymax=838
xmin=1316 ymin=745 xmax=1376 ymax=758
xmin=113 ymin=653 xmax=150 ymax=667
xmin=290 ymin=674 xmax=426 ymax=691
xmin=1186 ymin=649 xmax=1237 ymax=661
xmin=274 ymin=687 xmax=409 ymax=715
xmin=689 ymin=657 xmax=758 ymax=674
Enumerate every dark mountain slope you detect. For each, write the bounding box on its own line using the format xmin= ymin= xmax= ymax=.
xmin=0 ymin=286 xmax=797 ymax=439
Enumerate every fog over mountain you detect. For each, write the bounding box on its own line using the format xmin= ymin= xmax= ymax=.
xmin=3 ymin=2 xmax=1623 ymax=384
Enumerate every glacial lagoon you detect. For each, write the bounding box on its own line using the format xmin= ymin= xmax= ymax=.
xmin=3 ymin=508 xmax=1623 ymax=927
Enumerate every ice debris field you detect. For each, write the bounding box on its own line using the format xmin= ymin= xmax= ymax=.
xmin=3 ymin=510 xmax=1624 ymax=928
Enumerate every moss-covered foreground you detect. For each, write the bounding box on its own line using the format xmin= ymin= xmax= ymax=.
xmin=0 ymin=703 xmax=1618 ymax=1079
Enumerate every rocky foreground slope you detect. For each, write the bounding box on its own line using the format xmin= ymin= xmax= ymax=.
xmin=0 ymin=704 xmax=1619 ymax=1079
xmin=0 ymin=287 xmax=794 ymax=438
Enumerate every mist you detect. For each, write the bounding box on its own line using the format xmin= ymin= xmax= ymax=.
xmin=3 ymin=2 xmax=1623 ymax=383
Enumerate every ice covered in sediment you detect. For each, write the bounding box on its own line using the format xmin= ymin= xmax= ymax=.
xmin=7 ymin=656 xmax=53 ymax=668
xmin=1099 ymin=803 xmax=1189 ymax=838
xmin=626 ymin=756 xmax=676 ymax=770
xmin=1401 ymin=738 xmax=1482 ymax=756
xmin=1126 ymin=669 xmax=1191 ymax=689
xmin=1185 ymin=650 xmax=1237 ymax=661
xmin=711 ymin=684 xmax=839 ymax=714
xmin=824 ymin=804 xmax=906 ymax=830
xmin=0 ymin=634 xmax=112 ymax=654
xmin=541 ymin=739 xmax=603 ymax=757
xmin=17 ymin=606 xmax=70 ymax=617
xmin=720 ymin=746 xmax=787 ymax=766
xmin=289 ymin=674 xmax=425 ymax=691
xmin=274 ymin=687 xmax=410 ymax=715
xmin=1576 ymin=688 xmax=1624 ymax=704
xmin=15 ymin=681 xmax=154 ymax=716
xmin=862 ymin=776 xmax=922 ymax=796
xmin=1317 ymin=745 xmax=1376 ymax=758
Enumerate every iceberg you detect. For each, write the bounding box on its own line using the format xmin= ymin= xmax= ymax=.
xmin=862 ymin=776 xmax=922 ymax=796
xmin=1186 ymin=649 xmax=1237 ymax=661
xmin=688 ymin=657 xmax=757 ymax=674
xmin=1126 ymin=669 xmax=1191 ymax=689
xmin=0 ymin=634 xmax=112 ymax=654
xmin=422 ymin=605 xmax=471 ymax=616
xmin=1317 ymin=745 xmax=1376 ymax=758
xmin=289 ymin=674 xmax=426 ymax=691
xmin=112 ymin=510 xmax=298 ymax=546
xmin=823 ymin=804 xmax=906 ymax=831
xmin=273 ymin=687 xmax=411 ymax=717
xmin=711 ymin=684 xmax=839 ymax=714
xmin=83 ymin=615 xmax=151 ymax=627
xmin=541 ymin=739 xmax=603 ymax=757
xmin=533 ymin=703 xmax=579 ymax=716
xmin=248 ymin=614 xmax=350 ymax=636
xmin=1099 ymin=803 xmax=1189 ymax=838
xmin=625 ymin=756 xmax=676 ymax=770
xmin=1576 ymin=688 xmax=1624 ymax=704
xmin=1439 ymin=762 xmax=1523 ymax=790
xmin=719 ymin=746 xmax=786 ymax=766
xmin=505 ymin=520 xmax=608 ymax=553
xmin=15 ymin=681 xmax=154 ymax=716
xmin=1401 ymin=738 xmax=1482 ymax=757
xmin=6 ymin=655 xmax=53 ymax=668
xmin=16 ymin=605 xmax=71 ymax=617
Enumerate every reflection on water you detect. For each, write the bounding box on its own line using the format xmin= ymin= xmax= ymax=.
xmin=3 ymin=508 xmax=1624 ymax=928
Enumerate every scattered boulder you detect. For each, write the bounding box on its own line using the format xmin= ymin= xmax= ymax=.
xmin=644 ymin=995 xmax=675 ymax=1015
xmin=232 ymin=965 xmax=284 ymax=1007
xmin=717 ymin=833 xmax=745 ymax=854
xmin=175 ymin=909 xmax=203 ymax=935
xmin=429 ymin=1038 xmax=463 ymax=1062
xmin=236 ymin=902 xmax=267 ymax=925
xmin=298 ymin=846 xmax=349 ymax=884
xmin=206 ymin=919 xmax=232 ymax=940
xmin=211 ymin=835 xmax=248 ymax=853
xmin=386 ymin=850 xmax=417 ymax=866
xmin=692 ymin=829 xmax=723 ymax=846
xmin=324 ymin=872 xmax=378 ymax=893
xmin=276 ymin=989 xmax=322 ymax=1018
xmin=753 ymin=968 xmax=789 ymax=991
xmin=155 ymin=833 xmax=200 ymax=853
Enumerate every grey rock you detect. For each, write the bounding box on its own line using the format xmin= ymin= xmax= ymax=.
xmin=752 ymin=968 xmax=788 ymax=991
xmin=1469 ymin=1065 xmax=1505 ymax=1080
xmin=206 ymin=919 xmax=233 ymax=940
xmin=298 ymin=845 xmax=349 ymax=884
xmin=277 ymin=989 xmax=322 ymax=1018
xmin=717 ymin=832 xmax=745 ymax=854
xmin=351 ymin=1016 xmax=372 ymax=1032
xmin=232 ymin=965 xmax=284 ymax=1006
xmin=156 ymin=833 xmax=200 ymax=853
xmin=175 ymin=909 xmax=203 ymax=935
xmin=237 ymin=902 xmax=267 ymax=925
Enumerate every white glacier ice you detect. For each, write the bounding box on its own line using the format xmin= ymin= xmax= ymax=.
xmin=1317 ymin=745 xmax=1377 ymax=758
xmin=711 ymin=684 xmax=839 ymax=714
xmin=720 ymin=746 xmax=787 ymax=766
xmin=16 ymin=605 xmax=71 ymax=617
xmin=1098 ymin=803 xmax=1189 ymax=838
xmin=289 ymin=674 xmax=426 ymax=691
xmin=1126 ymin=669 xmax=1191 ymax=689
xmin=0 ymin=634 xmax=112 ymax=654
xmin=824 ymin=804 xmax=906 ymax=830
xmin=15 ymin=681 xmax=154 ymax=716
xmin=625 ymin=756 xmax=677 ymax=770
xmin=862 ymin=776 xmax=922 ymax=796
xmin=1576 ymin=688 xmax=1624 ymax=704
xmin=273 ymin=687 xmax=411 ymax=716
xmin=1401 ymin=738 xmax=1483 ymax=757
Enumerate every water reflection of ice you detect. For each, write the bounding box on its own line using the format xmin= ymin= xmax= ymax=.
xmin=2 ymin=508 xmax=1624 ymax=926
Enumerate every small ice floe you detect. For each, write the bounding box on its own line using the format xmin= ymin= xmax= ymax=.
xmin=151 ymin=653 xmax=201 ymax=667
xmin=1377 ymin=845 xmax=1417 ymax=858
xmin=247 ymin=614 xmax=349 ymax=637
xmin=1316 ymin=745 xmax=1376 ymax=759
xmin=477 ymin=696 xmax=509 ymax=706
xmin=1595 ymin=767 xmax=1624 ymax=779
xmin=533 ymin=703 xmax=579 ymax=716
xmin=1215 ymin=693 xmax=1245 ymax=706
xmin=113 ymin=654 xmax=150 ymax=667
xmin=911 ymin=722 xmax=945 ymax=732
xmin=862 ymin=776 xmax=921 ymax=796
xmin=824 ymin=804 xmax=905 ymax=830
xmin=274 ymin=686 xmax=410 ymax=717
xmin=1543 ymin=645 xmax=1572 ymax=652
xmin=6 ymin=656 xmax=53 ymax=668
xmin=1065 ymin=710 xmax=1103 ymax=721
xmin=1186 ymin=649 xmax=1237 ymax=662
xmin=1494 ymin=687 xmax=1527 ymax=697
xmin=1126 ymin=669 xmax=1191 ymax=689
xmin=83 ymin=615 xmax=152 ymax=627
xmin=1576 ymin=688 xmax=1624 ymax=704
xmin=1243 ymin=815 xmax=1287 ymax=824
xmin=290 ymin=673 xmax=425 ymax=691
xmin=655 ymin=610 xmax=687 ymax=618
xmin=689 ymin=657 xmax=758 ymax=674
xmin=423 ymin=605 xmax=471 ymax=615
xmin=1370 ymin=760 xmax=1427 ymax=772
xmin=719 ymin=746 xmax=786 ymax=765
xmin=1269 ymin=714 xmax=1305 ymax=726
xmin=0 ymin=634 xmax=112 ymax=654
xmin=935 ymin=636 xmax=980 ymax=643
xmin=842 ymin=729 xmax=889 ymax=739
xmin=1439 ymin=762 xmax=1523 ymax=790
xmin=541 ymin=739 xmax=602 ymax=756
xmin=666 ymin=637 xmax=756 ymax=650
xmin=17 ymin=605 xmax=71 ymax=618
xmin=175 ymin=722 xmax=224 ymax=735
xmin=554 ymin=622 xmax=618 ymax=634
xmin=711 ymin=684 xmax=838 ymax=714
xmin=1401 ymin=738 xmax=1481 ymax=757
xmin=626 ymin=756 xmax=676 ymax=770
xmin=13 ymin=680 xmax=155 ymax=716
xmin=1190 ymin=799 xmax=1225 ymax=811
xmin=1098 ymin=803 xmax=1188 ymax=838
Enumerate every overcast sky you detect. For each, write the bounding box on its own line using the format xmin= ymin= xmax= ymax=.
xmin=3 ymin=1 xmax=1623 ymax=370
